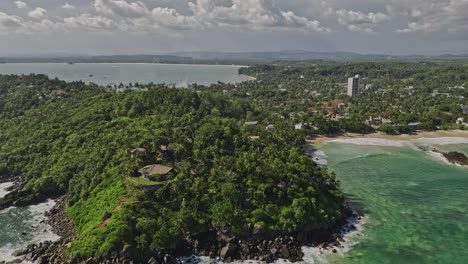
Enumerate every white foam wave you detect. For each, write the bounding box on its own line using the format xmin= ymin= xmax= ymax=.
xmin=299 ymin=206 xmax=369 ymax=264
xmin=0 ymin=199 xmax=60 ymax=262
xmin=327 ymin=137 xmax=468 ymax=148
xmin=310 ymin=150 xmax=329 ymax=166
xmin=327 ymin=138 xmax=408 ymax=147
xmin=412 ymin=137 xmax=468 ymax=145
xmin=0 ymin=182 xmax=14 ymax=199
xmin=184 ymin=213 xmax=368 ymax=264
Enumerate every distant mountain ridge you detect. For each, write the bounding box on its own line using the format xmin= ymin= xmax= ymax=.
xmin=2 ymin=51 xmax=468 ymax=64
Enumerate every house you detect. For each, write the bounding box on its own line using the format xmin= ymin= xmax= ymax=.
xmin=408 ymin=122 xmax=421 ymax=127
xmin=138 ymin=164 xmax=173 ymax=180
xmin=266 ymin=124 xmax=275 ymax=130
xmin=460 ymin=104 xmax=468 ymax=114
xmin=249 ymin=136 xmax=260 ymax=140
xmin=405 ymin=86 xmax=415 ymax=94
xmin=449 ymin=85 xmax=465 ymax=90
xmin=157 ymin=145 xmax=168 ymax=158
xmin=456 ymin=117 xmax=467 ymax=126
xmin=245 ymin=121 xmax=259 ymax=126
xmin=53 ymin=89 xmax=66 ymax=95
xmin=295 ymin=123 xmax=308 ymax=130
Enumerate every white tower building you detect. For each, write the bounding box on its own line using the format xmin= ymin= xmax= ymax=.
xmin=347 ymin=74 xmax=360 ymax=96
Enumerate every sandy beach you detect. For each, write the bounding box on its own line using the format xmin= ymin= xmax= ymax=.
xmin=311 ymin=130 xmax=468 ymax=144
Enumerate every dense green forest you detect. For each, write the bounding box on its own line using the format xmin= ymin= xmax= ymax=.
xmin=0 ymin=74 xmax=343 ymax=261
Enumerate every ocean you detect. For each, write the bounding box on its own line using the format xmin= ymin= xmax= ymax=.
xmin=0 ymin=63 xmax=252 ymax=87
xmin=0 ymin=183 xmax=59 ymax=262
xmin=314 ymin=137 xmax=468 ymax=264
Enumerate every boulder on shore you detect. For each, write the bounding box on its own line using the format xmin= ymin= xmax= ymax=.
xmin=443 ymin=152 xmax=468 ymax=166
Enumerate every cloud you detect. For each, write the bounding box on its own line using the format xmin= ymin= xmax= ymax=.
xmin=94 ymin=0 xmax=149 ymax=18
xmin=14 ymin=1 xmax=28 ymax=9
xmin=63 ymin=14 xmax=117 ymax=30
xmin=393 ymin=0 xmax=468 ymax=33
xmin=28 ymin=8 xmax=47 ymax=19
xmin=93 ymin=0 xmax=330 ymax=32
xmin=62 ymin=3 xmax=76 ymax=10
xmin=0 ymin=12 xmax=24 ymax=28
xmin=336 ymin=9 xmax=390 ymax=33
xmin=187 ymin=0 xmax=329 ymax=31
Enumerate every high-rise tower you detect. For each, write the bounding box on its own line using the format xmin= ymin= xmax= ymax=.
xmin=347 ymin=74 xmax=360 ymax=96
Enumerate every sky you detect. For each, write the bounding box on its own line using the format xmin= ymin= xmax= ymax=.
xmin=1 ymin=0 xmax=468 ymax=56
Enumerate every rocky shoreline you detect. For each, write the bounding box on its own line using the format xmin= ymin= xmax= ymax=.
xmin=1 ymin=176 xmax=360 ymax=264
xmin=442 ymin=152 xmax=468 ymax=166
xmin=415 ymin=145 xmax=468 ymax=167
xmin=0 ymin=176 xmax=50 ymax=210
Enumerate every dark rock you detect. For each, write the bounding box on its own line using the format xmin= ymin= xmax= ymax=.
xmin=443 ymin=152 xmax=468 ymax=166
xmin=270 ymin=248 xmax=278 ymax=255
xmin=119 ymin=245 xmax=132 ymax=258
xmin=163 ymin=254 xmax=177 ymax=264
xmin=11 ymin=249 xmax=27 ymax=257
xmin=148 ymin=257 xmax=159 ymax=264
xmin=252 ymin=224 xmax=265 ymax=236
xmin=279 ymin=247 xmax=290 ymax=259
xmin=220 ymin=243 xmax=237 ymax=259
xmin=84 ymin=258 xmax=96 ymax=264
xmin=36 ymin=256 xmax=47 ymax=264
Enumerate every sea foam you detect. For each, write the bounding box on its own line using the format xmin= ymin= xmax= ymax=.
xmin=412 ymin=137 xmax=468 ymax=145
xmin=0 ymin=200 xmax=60 ymax=262
xmin=327 ymin=136 xmax=468 ymax=148
xmin=327 ymin=138 xmax=409 ymax=147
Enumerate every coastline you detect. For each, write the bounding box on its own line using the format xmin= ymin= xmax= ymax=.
xmin=0 ymin=178 xmax=60 ymax=263
xmin=1 ymin=62 xmax=251 ymax=67
xmin=311 ymin=130 xmax=468 ymax=144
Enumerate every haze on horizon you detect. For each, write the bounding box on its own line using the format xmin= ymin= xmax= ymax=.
xmin=1 ymin=0 xmax=468 ymax=56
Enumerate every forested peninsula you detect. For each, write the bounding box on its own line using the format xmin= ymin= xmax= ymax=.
xmin=0 ymin=74 xmax=346 ymax=263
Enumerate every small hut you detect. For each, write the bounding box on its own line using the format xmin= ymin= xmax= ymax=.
xmin=138 ymin=164 xmax=173 ymax=180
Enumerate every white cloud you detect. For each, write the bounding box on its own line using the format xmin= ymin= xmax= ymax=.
xmin=63 ymin=14 xmax=117 ymax=30
xmin=62 ymin=3 xmax=76 ymax=10
xmin=93 ymin=0 xmax=330 ymax=32
xmin=392 ymin=0 xmax=468 ymax=33
xmin=94 ymin=0 xmax=149 ymax=18
xmin=28 ymin=8 xmax=47 ymax=19
xmin=14 ymin=1 xmax=28 ymax=9
xmin=336 ymin=9 xmax=390 ymax=33
xmin=0 ymin=12 xmax=24 ymax=28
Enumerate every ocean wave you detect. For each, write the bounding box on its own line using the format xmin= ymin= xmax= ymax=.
xmin=0 ymin=200 xmax=59 ymax=262
xmin=309 ymin=150 xmax=329 ymax=166
xmin=326 ymin=136 xmax=468 ymax=148
xmin=412 ymin=137 xmax=468 ymax=145
xmin=327 ymin=138 xmax=408 ymax=147
xmin=187 ymin=212 xmax=368 ymax=264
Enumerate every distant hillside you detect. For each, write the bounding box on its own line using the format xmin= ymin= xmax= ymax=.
xmin=2 ymin=51 xmax=468 ymax=64
xmin=170 ymin=50 xmax=468 ymax=63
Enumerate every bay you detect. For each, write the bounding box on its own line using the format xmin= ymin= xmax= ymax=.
xmin=318 ymin=139 xmax=468 ymax=264
xmin=0 ymin=63 xmax=253 ymax=87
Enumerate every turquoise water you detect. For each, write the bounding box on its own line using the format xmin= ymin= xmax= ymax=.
xmin=0 ymin=63 xmax=252 ymax=86
xmin=320 ymin=141 xmax=468 ymax=264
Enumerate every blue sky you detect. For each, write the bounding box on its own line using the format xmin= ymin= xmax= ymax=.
xmin=1 ymin=0 xmax=468 ymax=56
